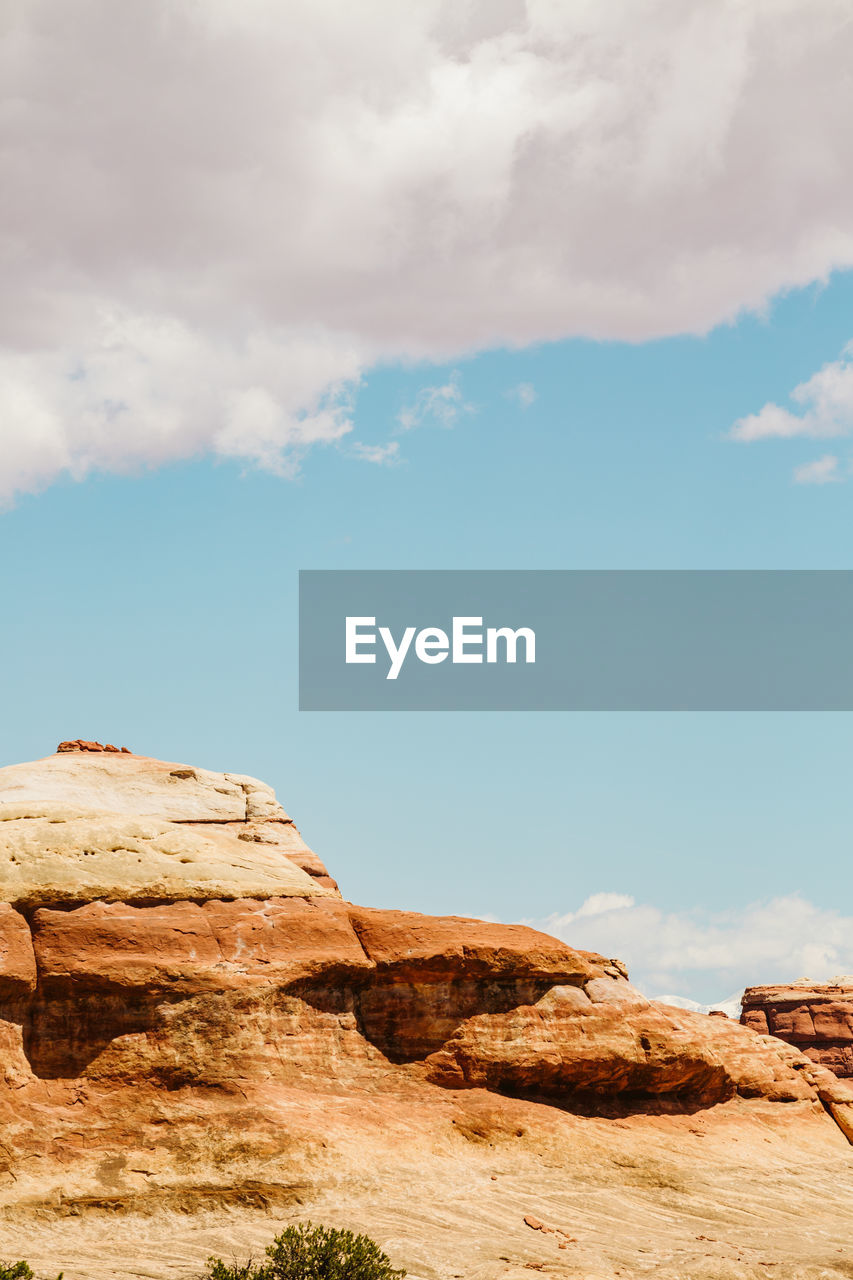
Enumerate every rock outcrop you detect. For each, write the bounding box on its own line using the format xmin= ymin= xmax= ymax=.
xmin=742 ymin=979 xmax=853 ymax=1079
xmin=0 ymin=747 xmax=338 ymax=903
xmin=0 ymin=745 xmax=852 ymax=1280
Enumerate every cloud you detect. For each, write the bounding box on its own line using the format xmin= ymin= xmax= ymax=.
xmin=731 ymin=346 xmax=853 ymax=443
xmin=506 ymin=382 xmax=537 ymax=409
xmin=793 ymin=453 xmax=841 ymax=484
xmin=0 ymin=312 xmax=362 ymax=500
xmin=350 ymin=440 xmax=401 ymax=465
xmin=654 ymin=991 xmax=745 ymax=1018
xmin=525 ymin=892 xmax=853 ymax=1002
xmin=397 ymin=373 xmax=473 ymax=431
xmin=552 ymin=891 xmax=636 ymax=923
xmin=4 ymin=1 xmax=853 ymax=498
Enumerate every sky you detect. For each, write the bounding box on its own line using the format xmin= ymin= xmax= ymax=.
xmin=2 ymin=0 xmax=853 ymax=1002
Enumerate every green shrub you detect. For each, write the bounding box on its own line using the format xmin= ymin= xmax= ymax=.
xmin=0 ymin=1265 xmax=61 ymax=1280
xmin=205 ymin=1263 xmax=259 ymax=1280
xmin=205 ymin=1221 xmax=405 ymax=1280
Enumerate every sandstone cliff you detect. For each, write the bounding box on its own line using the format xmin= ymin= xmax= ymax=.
xmin=0 ymin=746 xmax=851 ymax=1280
xmin=742 ymin=979 xmax=853 ymax=1079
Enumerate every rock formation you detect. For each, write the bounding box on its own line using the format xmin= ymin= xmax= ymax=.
xmin=742 ymin=979 xmax=853 ymax=1079
xmin=0 ymin=745 xmax=852 ymax=1280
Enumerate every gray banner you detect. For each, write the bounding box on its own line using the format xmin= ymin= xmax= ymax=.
xmin=298 ymin=570 xmax=853 ymax=710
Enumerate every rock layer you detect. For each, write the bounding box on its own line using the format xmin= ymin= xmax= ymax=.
xmin=0 ymin=747 xmax=851 ymax=1279
xmin=0 ymin=748 xmax=338 ymax=906
xmin=742 ymin=979 xmax=853 ymax=1079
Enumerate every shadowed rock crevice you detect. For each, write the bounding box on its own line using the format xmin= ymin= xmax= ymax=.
xmin=354 ymin=978 xmax=556 ymax=1063
xmin=19 ymin=992 xmax=167 ymax=1079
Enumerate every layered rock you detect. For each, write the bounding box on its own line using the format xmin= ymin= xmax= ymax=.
xmin=0 ymin=900 xmax=37 ymax=998
xmin=742 ymin=979 xmax=853 ymax=1079
xmin=0 ymin=747 xmax=338 ymax=903
xmin=0 ymin=745 xmax=852 ymax=1280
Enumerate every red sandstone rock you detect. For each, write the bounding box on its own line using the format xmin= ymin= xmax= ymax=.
xmin=204 ymin=896 xmax=371 ymax=982
xmin=32 ymin=901 xmax=224 ymax=993
xmin=741 ymin=981 xmax=853 ymax=1078
xmin=423 ymin=982 xmax=825 ymax=1106
xmin=0 ymin=744 xmax=852 ymax=1278
xmin=21 ymin=889 xmax=842 ymax=1116
xmin=32 ymin=897 xmax=372 ymax=994
xmin=0 ymin=902 xmax=37 ymax=998
xmin=347 ymin=906 xmax=592 ymax=984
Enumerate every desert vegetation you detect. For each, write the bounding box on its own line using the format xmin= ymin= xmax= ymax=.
xmin=203 ymin=1222 xmax=406 ymax=1280
xmin=0 ymin=1226 xmax=404 ymax=1280
xmin=0 ymin=1265 xmax=61 ymax=1280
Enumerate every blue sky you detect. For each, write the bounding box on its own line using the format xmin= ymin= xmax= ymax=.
xmin=4 ymin=273 xmax=853 ymax=1000
xmin=3 ymin=1 xmax=853 ymax=1002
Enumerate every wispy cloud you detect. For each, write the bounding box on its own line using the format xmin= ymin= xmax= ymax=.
xmin=349 ymin=440 xmax=401 ymax=466
xmin=731 ymin=345 xmax=853 ymax=443
xmin=505 ymin=382 xmax=537 ymax=409
xmin=523 ymin=892 xmax=853 ymax=1002
xmin=793 ymin=453 xmax=841 ymax=485
xmin=397 ymin=373 xmax=473 ymax=432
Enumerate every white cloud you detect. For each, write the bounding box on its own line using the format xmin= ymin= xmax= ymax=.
xmin=506 ymin=382 xmax=537 ymax=409
xmin=731 ymin=346 xmax=853 ymax=443
xmin=549 ymin=891 xmax=637 ymax=925
xmin=350 ymin=440 xmax=401 ymax=466
xmin=525 ymin=891 xmax=853 ymax=1002
xmin=654 ymin=992 xmax=745 ymax=1019
xmin=397 ymin=373 xmax=473 ymax=431
xmin=793 ymin=453 xmax=842 ymax=485
xmin=0 ymin=312 xmax=362 ymax=500
xmin=4 ymin=1 xmax=853 ymax=498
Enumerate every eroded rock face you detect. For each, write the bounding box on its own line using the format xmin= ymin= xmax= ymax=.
xmin=5 ymin=886 xmax=851 ymax=1109
xmin=31 ymin=897 xmax=373 ymax=996
xmin=0 ymin=747 xmax=852 ymax=1280
xmin=0 ymin=747 xmax=338 ymax=906
xmin=742 ymin=980 xmax=853 ymax=1078
xmin=0 ymin=901 xmax=37 ymax=998
xmin=0 ymin=749 xmax=256 ymax=819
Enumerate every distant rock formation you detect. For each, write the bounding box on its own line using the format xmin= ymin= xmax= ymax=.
xmin=741 ymin=979 xmax=853 ymax=1079
xmin=0 ymin=749 xmax=852 ymax=1278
